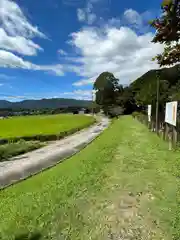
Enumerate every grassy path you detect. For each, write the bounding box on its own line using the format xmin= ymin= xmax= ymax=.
xmin=0 ymin=116 xmax=179 ymax=239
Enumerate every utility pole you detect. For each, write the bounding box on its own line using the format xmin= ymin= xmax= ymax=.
xmin=92 ymin=90 xmax=94 ymax=115
xmin=92 ymin=90 xmax=96 ymax=115
xmin=156 ymin=70 xmax=160 ymax=133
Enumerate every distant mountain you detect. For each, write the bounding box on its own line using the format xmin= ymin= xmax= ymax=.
xmin=0 ymin=98 xmax=92 ymax=110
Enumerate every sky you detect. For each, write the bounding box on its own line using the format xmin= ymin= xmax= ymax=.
xmin=0 ymin=0 xmax=163 ymax=101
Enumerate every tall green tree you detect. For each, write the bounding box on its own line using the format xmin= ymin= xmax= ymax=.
xmin=93 ymin=72 xmax=123 ymax=115
xmin=150 ymin=0 xmax=180 ymax=66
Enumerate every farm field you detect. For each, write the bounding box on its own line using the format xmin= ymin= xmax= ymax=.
xmin=0 ymin=114 xmax=95 ymax=141
xmin=0 ymin=116 xmax=179 ymax=240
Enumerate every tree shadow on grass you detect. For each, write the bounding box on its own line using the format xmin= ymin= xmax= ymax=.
xmin=15 ymin=232 xmax=42 ymax=240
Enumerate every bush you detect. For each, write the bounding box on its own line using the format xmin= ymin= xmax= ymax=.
xmin=0 ymin=140 xmax=45 ymax=162
xmin=132 ymin=111 xmax=139 ymax=118
xmin=73 ymin=111 xmax=79 ymax=114
xmin=132 ymin=111 xmax=148 ymax=124
xmin=107 ymin=106 xmax=124 ymax=118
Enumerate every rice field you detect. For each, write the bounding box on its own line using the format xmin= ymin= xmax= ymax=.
xmin=0 ymin=114 xmax=95 ymax=141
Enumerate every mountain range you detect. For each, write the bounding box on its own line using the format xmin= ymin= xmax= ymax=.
xmin=0 ymin=98 xmax=92 ymax=110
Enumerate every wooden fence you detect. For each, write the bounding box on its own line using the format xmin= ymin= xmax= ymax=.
xmin=133 ymin=111 xmax=179 ymax=150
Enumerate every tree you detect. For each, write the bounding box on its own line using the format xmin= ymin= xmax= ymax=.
xmin=93 ymin=72 xmax=122 ymax=115
xmin=118 ymin=86 xmax=138 ymax=114
xmin=107 ymin=105 xmax=124 ymax=118
xmin=150 ymin=0 xmax=180 ymax=66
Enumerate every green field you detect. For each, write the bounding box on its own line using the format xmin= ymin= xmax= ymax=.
xmin=0 ymin=114 xmax=95 ymax=141
xmin=0 ymin=116 xmax=179 ymax=239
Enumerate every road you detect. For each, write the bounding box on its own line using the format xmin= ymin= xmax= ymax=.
xmin=0 ymin=116 xmax=110 ymax=189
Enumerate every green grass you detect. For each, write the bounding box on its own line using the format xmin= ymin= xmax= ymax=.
xmin=0 ymin=116 xmax=179 ymax=239
xmin=0 ymin=140 xmax=45 ymax=162
xmin=0 ymin=114 xmax=95 ymax=142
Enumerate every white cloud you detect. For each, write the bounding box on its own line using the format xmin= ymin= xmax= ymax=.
xmin=0 ymin=50 xmax=34 ymax=69
xmin=77 ymin=8 xmax=86 ymax=22
xmin=35 ymin=64 xmax=64 ymax=76
xmin=0 ymin=90 xmax=93 ymax=101
xmin=0 ymin=28 xmax=43 ymax=56
xmin=68 ymin=23 xmax=163 ymax=86
xmin=73 ymin=76 xmax=96 ymax=86
xmin=124 ymin=9 xmax=142 ymax=26
xmin=0 ymin=50 xmax=64 ymax=76
xmin=0 ymin=0 xmax=54 ymax=76
xmin=0 ymin=0 xmax=66 ymax=77
xmin=63 ymin=90 xmax=92 ymax=100
xmin=0 ymin=73 xmax=15 ymax=79
xmin=107 ymin=18 xmax=121 ymax=27
xmin=77 ymin=3 xmax=96 ymax=25
xmin=58 ymin=49 xmax=67 ymax=56
xmin=0 ymin=0 xmax=45 ymax=38
xmin=87 ymin=13 xmax=96 ymax=25
xmin=2 ymin=95 xmax=26 ymax=100
xmin=123 ymin=9 xmax=158 ymax=33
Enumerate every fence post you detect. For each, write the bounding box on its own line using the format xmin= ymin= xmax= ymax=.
xmin=165 ymin=123 xmax=168 ymax=141
xmin=159 ymin=122 xmax=163 ymax=139
xmin=173 ymin=126 xmax=177 ymax=148
xmin=162 ymin=123 xmax=166 ymax=140
xmin=168 ymin=125 xmax=173 ymax=150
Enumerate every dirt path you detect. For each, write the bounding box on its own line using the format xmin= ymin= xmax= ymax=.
xmin=0 ymin=116 xmax=110 ymax=189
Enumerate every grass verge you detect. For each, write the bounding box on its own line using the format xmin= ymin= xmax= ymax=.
xmin=0 ymin=140 xmax=45 ymax=162
xmin=0 ymin=116 xmax=179 ymax=239
xmin=0 ymin=114 xmax=95 ymax=143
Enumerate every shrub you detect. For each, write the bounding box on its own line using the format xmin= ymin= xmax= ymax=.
xmin=0 ymin=140 xmax=45 ymax=162
xmin=132 ymin=111 xmax=148 ymax=124
xmin=107 ymin=106 xmax=124 ymax=118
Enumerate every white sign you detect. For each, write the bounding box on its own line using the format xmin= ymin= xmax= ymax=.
xmin=165 ymin=101 xmax=178 ymax=126
xmin=148 ymin=105 xmax=152 ymax=122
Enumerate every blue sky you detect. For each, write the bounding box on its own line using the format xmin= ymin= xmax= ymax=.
xmin=0 ymin=0 xmax=163 ymax=101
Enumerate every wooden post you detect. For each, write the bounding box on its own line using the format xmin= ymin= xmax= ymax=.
xmin=168 ymin=126 xmax=173 ymax=151
xmin=165 ymin=123 xmax=169 ymax=141
xmin=159 ymin=122 xmax=164 ymax=139
xmin=162 ymin=123 xmax=166 ymax=140
xmin=150 ymin=121 xmax=153 ymax=132
xmin=173 ymin=126 xmax=178 ymax=148
xmin=153 ymin=121 xmax=156 ymax=132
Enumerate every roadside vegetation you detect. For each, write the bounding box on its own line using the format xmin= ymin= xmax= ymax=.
xmin=0 ymin=140 xmax=45 ymax=162
xmin=0 ymin=114 xmax=95 ymax=143
xmin=0 ymin=116 xmax=179 ymax=239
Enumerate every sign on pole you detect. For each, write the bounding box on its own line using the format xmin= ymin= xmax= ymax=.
xmin=165 ymin=101 xmax=178 ymax=126
xmin=92 ymin=90 xmax=96 ymax=102
xmin=148 ymin=105 xmax=152 ymax=122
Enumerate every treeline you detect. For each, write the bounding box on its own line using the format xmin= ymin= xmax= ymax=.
xmin=0 ymin=106 xmax=99 ymax=117
xmin=93 ymin=72 xmax=139 ymax=117
xmin=93 ymin=64 xmax=180 ymax=118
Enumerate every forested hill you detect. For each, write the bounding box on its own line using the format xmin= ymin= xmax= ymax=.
xmin=0 ymin=98 xmax=92 ymax=110
xmin=130 ymin=63 xmax=180 ymax=105
xmin=131 ymin=64 xmax=180 ymax=89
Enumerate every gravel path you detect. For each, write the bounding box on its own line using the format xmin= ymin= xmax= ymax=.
xmin=0 ymin=116 xmax=110 ymax=189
